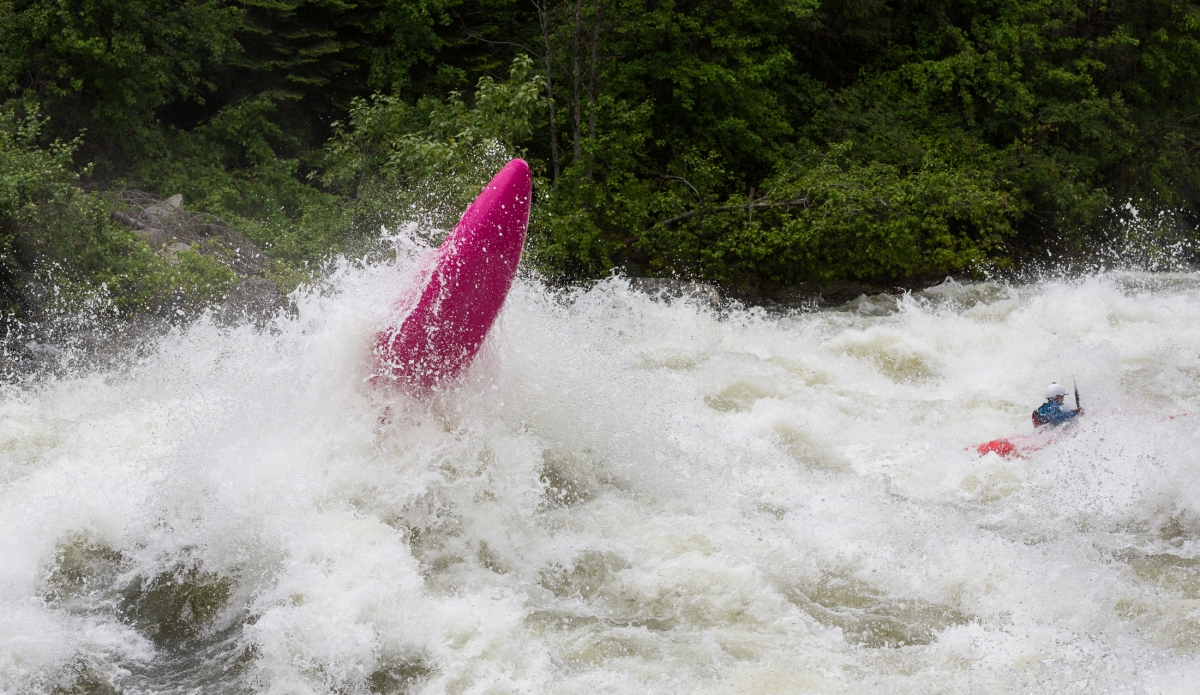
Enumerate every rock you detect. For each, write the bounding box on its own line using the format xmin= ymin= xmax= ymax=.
xmin=628 ymin=277 xmax=721 ymax=307
xmin=220 ymin=278 xmax=284 ymax=326
xmin=119 ymin=194 xmax=185 ymax=247
xmin=160 ymin=241 xmax=192 ymax=264
xmin=771 ymin=281 xmax=878 ymax=308
xmin=839 ymin=292 xmax=900 ymax=316
xmin=145 ymin=194 xmax=183 ymax=222
xmin=771 ymin=284 xmax=821 ymax=307
xmin=112 ymin=192 xmax=269 ymax=277
xmin=817 ymin=282 xmax=876 ymax=305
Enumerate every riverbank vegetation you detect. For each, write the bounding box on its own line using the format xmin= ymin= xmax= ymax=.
xmin=2 ymin=0 xmax=1199 ymax=318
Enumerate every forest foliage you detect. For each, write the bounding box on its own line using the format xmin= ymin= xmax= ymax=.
xmin=2 ymin=0 xmax=1199 ymax=316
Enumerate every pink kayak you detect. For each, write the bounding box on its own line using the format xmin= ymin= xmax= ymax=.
xmin=375 ymin=159 xmax=531 ymax=390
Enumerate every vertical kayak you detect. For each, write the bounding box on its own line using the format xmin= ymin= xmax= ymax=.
xmin=375 ymin=159 xmax=532 ymax=390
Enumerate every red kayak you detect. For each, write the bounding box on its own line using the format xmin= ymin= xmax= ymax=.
xmin=973 ymin=409 xmax=1064 ymax=458
xmin=973 ymin=413 xmax=1186 ymax=457
xmin=972 ymin=433 xmax=1054 ymax=458
xmin=976 ymin=438 xmax=1020 ymax=457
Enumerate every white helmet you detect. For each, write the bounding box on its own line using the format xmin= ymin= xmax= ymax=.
xmin=1045 ymin=382 xmax=1068 ymax=399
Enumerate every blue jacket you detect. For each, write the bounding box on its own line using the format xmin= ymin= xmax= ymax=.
xmin=1034 ymin=400 xmax=1078 ymax=427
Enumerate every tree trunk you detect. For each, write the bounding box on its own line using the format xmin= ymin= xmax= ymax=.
xmin=534 ymin=0 xmax=561 ymax=186
xmin=571 ymin=0 xmax=583 ymax=168
xmin=586 ymin=0 xmax=601 ymax=181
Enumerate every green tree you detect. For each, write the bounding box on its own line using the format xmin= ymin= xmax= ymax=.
xmin=323 ymin=54 xmax=545 ymax=236
xmin=0 ymin=0 xmax=243 ymax=169
xmin=0 ymin=106 xmax=236 ymax=318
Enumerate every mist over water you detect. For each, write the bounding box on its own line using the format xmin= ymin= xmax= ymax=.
xmin=3 ymin=241 xmax=1200 ymax=693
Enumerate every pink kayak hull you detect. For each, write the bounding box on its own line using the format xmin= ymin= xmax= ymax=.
xmin=375 ymin=159 xmax=531 ymax=389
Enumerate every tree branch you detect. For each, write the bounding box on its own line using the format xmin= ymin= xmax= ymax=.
xmin=657 ymin=175 xmax=702 ymax=202
xmin=658 ymin=198 xmax=809 ymax=227
xmin=456 ymin=26 xmax=539 ymax=58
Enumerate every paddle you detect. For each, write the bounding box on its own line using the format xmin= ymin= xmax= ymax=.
xmin=1074 ymin=379 xmax=1082 ymax=413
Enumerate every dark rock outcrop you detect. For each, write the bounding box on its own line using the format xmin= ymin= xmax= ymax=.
xmin=111 ymin=192 xmax=268 ymax=276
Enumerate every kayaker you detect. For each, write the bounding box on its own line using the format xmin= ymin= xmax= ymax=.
xmin=1033 ymin=382 xmax=1083 ymax=427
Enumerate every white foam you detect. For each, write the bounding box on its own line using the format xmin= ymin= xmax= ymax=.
xmin=2 ymin=261 xmax=1199 ymax=693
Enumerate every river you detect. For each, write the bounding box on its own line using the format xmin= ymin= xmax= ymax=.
xmin=2 ymin=249 xmax=1199 ymax=693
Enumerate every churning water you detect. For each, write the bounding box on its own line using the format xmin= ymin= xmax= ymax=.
xmin=2 ymin=243 xmax=1200 ymax=694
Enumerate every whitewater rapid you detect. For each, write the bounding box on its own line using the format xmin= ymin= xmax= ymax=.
xmin=2 ymin=252 xmax=1199 ymax=693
